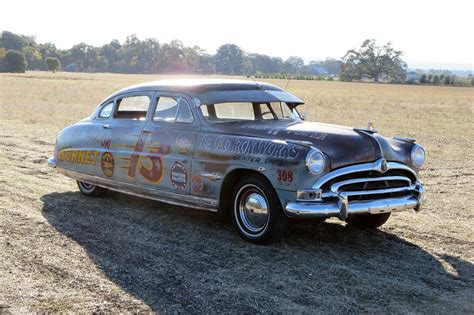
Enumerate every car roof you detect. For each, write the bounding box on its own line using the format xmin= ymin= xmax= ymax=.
xmin=113 ymin=78 xmax=284 ymax=95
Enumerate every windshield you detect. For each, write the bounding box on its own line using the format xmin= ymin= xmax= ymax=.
xmin=200 ymin=102 xmax=301 ymax=122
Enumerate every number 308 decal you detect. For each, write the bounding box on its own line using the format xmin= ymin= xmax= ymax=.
xmin=277 ymin=169 xmax=293 ymax=184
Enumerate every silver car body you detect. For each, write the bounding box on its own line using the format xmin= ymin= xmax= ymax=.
xmin=49 ymin=79 xmax=425 ymax=220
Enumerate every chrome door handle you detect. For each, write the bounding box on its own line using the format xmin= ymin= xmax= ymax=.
xmin=102 ymin=124 xmax=111 ymax=129
xmin=142 ymin=128 xmax=152 ymax=133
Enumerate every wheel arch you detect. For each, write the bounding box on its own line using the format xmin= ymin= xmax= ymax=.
xmin=218 ymin=168 xmax=276 ymax=215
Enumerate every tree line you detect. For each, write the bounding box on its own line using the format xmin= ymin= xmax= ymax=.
xmin=1 ymin=31 xmax=472 ymax=86
xmin=0 ymin=31 xmax=341 ymax=77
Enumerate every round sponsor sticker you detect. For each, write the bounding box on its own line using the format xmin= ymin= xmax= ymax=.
xmin=101 ymin=152 xmax=114 ymax=177
xmin=170 ymin=161 xmax=187 ymax=191
xmin=175 ymin=136 xmax=192 ymax=154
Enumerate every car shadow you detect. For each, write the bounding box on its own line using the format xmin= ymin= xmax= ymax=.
xmin=40 ymin=191 xmax=474 ymax=313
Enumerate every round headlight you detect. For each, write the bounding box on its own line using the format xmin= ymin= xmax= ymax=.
xmin=306 ymin=149 xmax=325 ymax=174
xmin=411 ymin=145 xmax=425 ymax=167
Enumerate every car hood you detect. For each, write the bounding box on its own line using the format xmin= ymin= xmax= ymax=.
xmin=212 ymin=120 xmax=402 ymax=169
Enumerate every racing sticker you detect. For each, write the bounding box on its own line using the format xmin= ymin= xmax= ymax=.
xmin=101 ymin=152 xmax=115 ymax=177
xmin=170 ymin=161 xmax=188 ymax=191
xmin=191 ymin=175 xmax=203 ymax=194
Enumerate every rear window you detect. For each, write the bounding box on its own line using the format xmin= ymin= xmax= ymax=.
xmin=200 ymin=102 xmax=299 ymax=122
xmin=214 ymin=102 xmax=255 ymax=120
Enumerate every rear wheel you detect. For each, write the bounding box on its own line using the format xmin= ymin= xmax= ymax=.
xmin=232 ymin=175 xmax=285 ymax=244
xmin=346 ymin=213 xmax=391 ymax=229
xmin=77 ymin=181 xmax=108 ymax=197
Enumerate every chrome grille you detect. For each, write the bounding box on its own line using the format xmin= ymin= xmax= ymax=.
xmin=330 ymin=176 xmax=411 ymax=193
xmin=313 ymin=159 xmax=419 ymax=202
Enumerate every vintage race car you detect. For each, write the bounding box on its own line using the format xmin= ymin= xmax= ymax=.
xmin=48 ymin=79 xmax=426 ymax=243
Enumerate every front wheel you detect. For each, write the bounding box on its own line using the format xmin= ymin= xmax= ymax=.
xmin=232 ymin=175 xmax=285 ymax=244
xmin=346 ymin=212 xmax=391 ymax=229
xmin=77 ymin=181 xmax=109 ymax=197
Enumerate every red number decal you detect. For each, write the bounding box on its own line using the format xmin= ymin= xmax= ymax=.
xmin=277 ymin=170 xmax=293 ymax=183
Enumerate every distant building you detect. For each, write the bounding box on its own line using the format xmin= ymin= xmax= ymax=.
xmin=307 ymin=65 xmax=329 ymax=75
xmin=64 ymin=63 xmax=80 ymax=72
xmin=406 ymin=71 xmax=419 ymax=82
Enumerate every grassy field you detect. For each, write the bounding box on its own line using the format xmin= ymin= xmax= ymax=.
xmin=0 ymin=71 xmax=473 ymax=313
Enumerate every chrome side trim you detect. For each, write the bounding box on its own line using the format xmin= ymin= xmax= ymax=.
xmin=312 ymin=159 xmax=418 ymax=189
xmin=47 ymin=157 xmax=57 ymax=168
xmin=200 ymin=173 xmax=223 ymax=181
xmin=57 ymin=168 xmax=219 ymax=212
xmin=285 ymin=139 xmax=314 ymax=148
xmin=330 ymin=176 xmax=411 ymax=193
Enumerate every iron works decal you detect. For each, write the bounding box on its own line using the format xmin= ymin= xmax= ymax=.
xmin=170 ymin=161 xmax=188 ymax=191
xmin=198 ymin=134 xmax=300 ymax=160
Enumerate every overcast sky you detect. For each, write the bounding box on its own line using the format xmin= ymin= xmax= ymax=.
xmin=1 ymin=0 xmax=472 ymax=70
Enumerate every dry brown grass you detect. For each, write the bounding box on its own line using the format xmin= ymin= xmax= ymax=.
xmin=0 ymin=71 xmax=473 ymax=313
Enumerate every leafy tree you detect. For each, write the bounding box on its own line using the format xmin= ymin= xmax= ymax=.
xmin=284 ymin=56 xmax=304 ymax=74
xmin=214 ymin=44 xmax=245 ymax=75
xmin=432 ymin=74 xmax=440 ymax=85
xmin=22 ymin=46 xmax=43 ymax=70
xmin=443 ymin=75 xmax=451 ymax=85
xmin=0 ymin=48 xmax=6 ymax=71
xmin=419 ymin=73 xmax=427 ymax=84
xmin=427 ymin=74 xmax=433 ymax=83
xmin=320 ymin=58 xmax=343 ymax=75
xmin=45 ymin=57 xmax=61 ymax=72
xmin=0 ymin=31 xmax=35 ymax=51
xmin=100 ymin=39 xmax=122 ymax=72
xmin=248 ymin=53 xmax=283 ymax=74
xmin=157 ymin=40 xmax=185 ymax=73
xmin=3 ymin=49 xmax=27 ymax=72
xmin=340 ymin=39 xmax=407 ymax=83
xmin=37 ymin=42 xmax=60 ymax=61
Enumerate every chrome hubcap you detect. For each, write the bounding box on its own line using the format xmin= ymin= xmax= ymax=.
xmin=237 ymin=186 xmax=269 ymax=234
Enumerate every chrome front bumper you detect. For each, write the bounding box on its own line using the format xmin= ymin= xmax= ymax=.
xmin=285 ymin=184 xmax=425 ymax=220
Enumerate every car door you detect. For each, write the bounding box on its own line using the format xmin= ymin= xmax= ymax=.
xmin=134 ymin=93 xmax=198 ymax=195
xmin=103 ymin=92 xmax=154 ymax=185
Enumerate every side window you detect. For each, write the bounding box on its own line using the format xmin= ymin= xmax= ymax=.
xmin=154 ymin=97 xmax=194 ymax=123
xmin=176 ymin=99 xmax=194 ymax=123
xmin=154 ymin=97 xmax=178 ymax=122
xmin=98 ymin=102 xmax=113 ymax=118
xmin=115 ymin=95 xmax=150 ymax=119
xmin=200 ymin=105 xmax=209 ymax=117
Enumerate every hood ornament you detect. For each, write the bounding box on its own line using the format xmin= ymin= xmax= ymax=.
xmin=381 ymin=159 xmax=388 ymax=172
xmin=375 ymin=158 xmax=388 ymax=173
xmin=353 ymin=122 xmax=378 ymax=134
xmin=367 ymin=122 xmax=374 ymax=131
